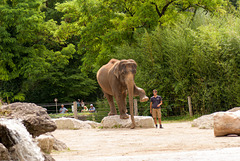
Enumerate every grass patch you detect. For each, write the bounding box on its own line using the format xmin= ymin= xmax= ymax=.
xmin=49 ymin=112 xmax=93 ymax=119
xmin=162 ymin=114 xmax=200 ymax=123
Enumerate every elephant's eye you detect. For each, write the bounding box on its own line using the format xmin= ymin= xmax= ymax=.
xmin=132 ymin=69 xmax=136 ymax=74
xmin=121 ymin=70 xmax=126 ymax=75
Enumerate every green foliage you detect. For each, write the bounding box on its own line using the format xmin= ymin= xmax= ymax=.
xmin=1 ymin=0 xmax=239 ymax=118
xmin=114 ymin=10 xmax=240 ymax=115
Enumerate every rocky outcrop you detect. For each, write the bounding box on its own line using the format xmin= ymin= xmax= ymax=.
xmin=43 ymin=153 xmax=56 ymax=161
xmin=227 ymin=107 xmax=240 ymax=112
xmin=84 ymin=120 xmax=101 ymax=128
xmin=0 ymin=143 xmax=10 ymax=160
xmin=0 ymin=124 xmax=16 ymax=149
xmin=53 ymin=137 xmax=68 ymax=151
xmin=1 ymin=102 xmax=57 ymax=137
xmin=36 ymin=133 xmax=68 ymax=151
xmin=53 ymin=118 xmax=100 ymax=129
xmin=191 ymin=114 xmax=215 ymax=129
xmin=36 ymin=135 xmax=54 ymax=154
xmin=214 ymin=111 xmax=240 ymax=137
xmin=101 ymin=115 xmax=155 ymax=128
xmin=192 ymin=107 xmax=240 ymax=129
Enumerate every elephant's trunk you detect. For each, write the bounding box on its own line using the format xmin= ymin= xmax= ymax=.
xmin=126 ymin=75 xmax=135 ymax=129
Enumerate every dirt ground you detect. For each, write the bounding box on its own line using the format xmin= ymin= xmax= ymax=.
xmin=51 ymin=122 xmax=240 ymax=161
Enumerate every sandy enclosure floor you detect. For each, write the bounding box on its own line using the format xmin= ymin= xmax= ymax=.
xmin=51 ymin=122 xmax=240 ymax=161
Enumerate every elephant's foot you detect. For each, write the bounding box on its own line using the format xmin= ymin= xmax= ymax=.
xmin=108 ymin=112 xmax=117 ymax=116
xmin=140 ymin=96 xmax=149 ymax=102
xmin=120 ymin=114 xmax=129 ymax=119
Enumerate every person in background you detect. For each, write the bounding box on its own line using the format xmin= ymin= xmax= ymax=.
xmin=81 ymin=106 xmax=88 ymax=112
xmin=77 ymin=99 xmax=81 ymax=107
xmin=59 ymin=104 xmax=68 ymax=113
xmin=89 ymin=104 xmax=96 ymax=113
xmin=81 ymin=100 xmax=85 ymax=108
xmin=150 ymin=89 xmax=163 ymax=128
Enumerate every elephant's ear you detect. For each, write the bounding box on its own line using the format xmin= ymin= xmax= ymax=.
xmin=113 ymin=61 xmax=120 ymax=78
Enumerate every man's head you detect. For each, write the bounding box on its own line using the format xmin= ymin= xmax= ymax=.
xmin=61 ymin=104 xmax=64 ymax=107
xmin=90 ymin=104 xmax=93 ymax=107
xmin=153 ymin=89 xmax=157 ymax=96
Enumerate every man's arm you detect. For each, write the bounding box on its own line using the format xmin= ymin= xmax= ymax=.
xmin=157 ymin=101 xmax=162 ymax=107
xmin=150 ymin=102 xmax=152 ymax=114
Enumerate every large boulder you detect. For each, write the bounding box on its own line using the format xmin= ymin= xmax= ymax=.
xmin=53 ymin=118 xmax=93 ymax=129
xmin=101 ymin=115 xmax=155 ymax=128
xmin=43 ymin=153 xmax=56 ymax=161
xmin=37 ymin=133 xmax=68 ymax=151
xmin=0 ymin=123 xmax=17 ymax=149
xmin=214 ymin=111 xmax=240 ymax=137
xmin=227 ymin=107 xmax=240 ymax=112
xmin=84 ymin=120 xmax=101 ymax=128
xmin=0 ymin=143 xmax=10 ymax=161
xmin=1 ymin=102 xmax=57 ymax=137
xmin=191 ymin=114 xmax=215 ymax=129
xmin=53 ymin=137 xmax=68 ymax=151
xmin=36 ymin=135 xmax=54 ymax=154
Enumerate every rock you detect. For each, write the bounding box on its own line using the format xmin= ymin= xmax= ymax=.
xmin=53 ymin=118 xmax=92 ymax=129
xmin=40 ymin=133 xmax=68 ymax=151
xmin=101 ymin=115 xmax=155 ymax=128
xmin=0 ymin=123 xmax=17 ymax=149
xmin=1 ymin=102 xmax=57 ymax=137
xmin=227 ymin=107 xmax=240 ymax=112
xmin=0 ymin=143 xmax=10 ymax=161
xmin=53 ymin=137 xmax=68 ymax=151
xmin=214 ymin=111 xmax=240 ymax=137
xmin=191 ymin=114 xmax=215 ymax=129
xmin=84 ymin=120 xmax=101 ymax=128
xmin=43 ymin=153 xmax=56 ymax=161
xmin=36 ymin=135 xmax=54 ymax=154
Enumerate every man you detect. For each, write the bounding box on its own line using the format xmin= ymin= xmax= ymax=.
xmin=59 ymin=104 xmax=68 ymax=113
xmin=89 ymin=104 xmax=96 ymax=113
xmin=150 ymin=89 xmax=163 ymax=128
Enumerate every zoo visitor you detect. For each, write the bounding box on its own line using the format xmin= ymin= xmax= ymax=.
xmin=81 ymin=106 xmax=88 ymax=112
xmin=59 ymin=104 xmax=68 ymax=113
xmin=150 ymin=89 xmax=163 ymax=128
xmin=89 ymin=104 xmax=96 ymax=113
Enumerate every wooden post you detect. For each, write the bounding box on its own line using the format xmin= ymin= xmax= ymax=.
xmin=134 ymin=99 xmax=138 ymax=116
xmin=73 ymin=101 xmax=78 ymax=119
xmin=188 ymin=96 xmax=193 ymax=117
xmin=54 ymin=98 xmax=58 ymax=114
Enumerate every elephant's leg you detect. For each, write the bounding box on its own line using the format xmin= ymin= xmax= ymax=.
xmin=134 ymin=85 xmax=149 ymax=102
xmin=115 ymin=91 xmax=129 ymax=119
xmin=105 ymin=93 xmax=117 ymax=116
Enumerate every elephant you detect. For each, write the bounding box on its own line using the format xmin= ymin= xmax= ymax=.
xmin=97 ymin=59 xmax=149 ymax=129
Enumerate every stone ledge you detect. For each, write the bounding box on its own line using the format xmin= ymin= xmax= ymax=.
xmin=53 ymin=118 xmax=100 ymax=130
xmin=101 ymin=115 xmax=155 ymax=128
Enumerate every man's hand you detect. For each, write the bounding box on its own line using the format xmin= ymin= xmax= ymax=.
xmin=150 ymin=110 xmax=152 ymax=114
xmin=157 ymin=104 xmax=161 ymax=107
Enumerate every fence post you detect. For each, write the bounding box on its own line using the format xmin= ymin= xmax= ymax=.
xmin=73 ymin=101 xmax=78 ymax=119
xmin=134 ymin=99 xmax=138 ymax=116
xmin=188 ymin=96 xmax=193 ymax=117
xmin=54 ymin=98 xmax=58 ymax=114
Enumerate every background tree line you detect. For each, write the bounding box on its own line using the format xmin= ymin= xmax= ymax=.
xmin=0 ymin=0 xmax=240 ymax=116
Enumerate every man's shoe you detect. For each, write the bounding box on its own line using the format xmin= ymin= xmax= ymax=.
xmin=160 ymin=124 xmax=163 ymax=129
xmin=156 ymin=124 xmax=158 ymax=128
